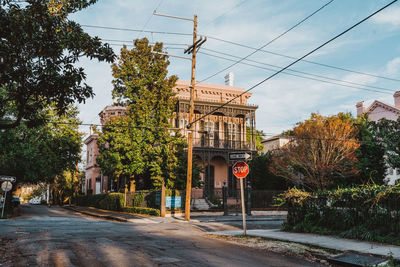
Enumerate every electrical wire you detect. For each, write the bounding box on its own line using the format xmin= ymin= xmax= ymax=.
xmin=198 ymin=50 xmax=392 ymax=95
xmin=206 ymin=36 xmax=400 ymax=83
xmin=198 ymin=0 xmax=335 ymax=84
xmin=204 ymin=0 xmax=248 ymax=27
xmin=99 ymin=37 xmax=394 ymax=94
xmin=189 ymin=0 xmax=399 ymax=128
xmin=81 ymin=24 xmax=192 ymax=36
xmin=136 ymin=0 xmax=164 ymax=39
xmin=200 ymin=47 xmax=394 ymax=93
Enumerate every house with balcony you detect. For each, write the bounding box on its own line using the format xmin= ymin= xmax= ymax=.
xmin=84 ymin=77 xmax=258 ymax=197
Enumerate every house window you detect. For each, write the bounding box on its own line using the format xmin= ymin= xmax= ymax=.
xmin=389 ymin=168 xmax=394 ymax=175
xmin=396 ymin=169 xmax=400 ymax=176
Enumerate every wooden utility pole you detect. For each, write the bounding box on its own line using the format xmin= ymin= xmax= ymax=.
xmin=185 ymin=14 xmax=197 ymax=222
xmin=152 ymin=11 xmax=206 ymax=221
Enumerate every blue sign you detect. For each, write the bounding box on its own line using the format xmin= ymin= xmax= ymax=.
xmin=166 ymin=196 xmax=181 ymax=208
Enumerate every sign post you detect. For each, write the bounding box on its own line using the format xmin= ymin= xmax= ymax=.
xmin=1 ymin=181 xmax=12 ymax=219
xmin=232 ymin=161 xmax=250 ymax=235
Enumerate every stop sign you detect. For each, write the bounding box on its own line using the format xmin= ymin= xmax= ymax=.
xmin=232 ymin=161 xmax=249 ymax=179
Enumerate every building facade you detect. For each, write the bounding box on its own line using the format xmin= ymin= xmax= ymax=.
xmin=84 ymin=79 xmax=258 ymax=196
xmin=356 ymin=91 xmax=400 ymax=185
xmin=261 ymin=136 xmax=290 ymax=153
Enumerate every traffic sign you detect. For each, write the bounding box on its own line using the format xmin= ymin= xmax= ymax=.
xmin=229 ymin=152 xmax=252 ymax=161
xmin=0 ymin=176 xmax=16 ymax=183
xmin=1 ymin=181 xmax=12 ymax=192
xmin=232 ymin=161 xmax=249 ymax=179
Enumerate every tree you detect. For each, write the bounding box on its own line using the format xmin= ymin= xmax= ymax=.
xmin=247 ymin=127 xmax=266 ymax=151
xmin=0 ymin=0 xmax=114 ymax=129
xmin=98 ymin=38 xmax=200 ymax=190
xmin=248 ymin=152 xmax=290 ymax=190
xmin=271 ymin=113 xmax=360 ymax=191
xmin=354 ymin=115 xmax=386 ymax=185
xmin=0 ymin=105 xmax=82 ymax=185
xmin=371 ymin=117 xmax=400 ymax=170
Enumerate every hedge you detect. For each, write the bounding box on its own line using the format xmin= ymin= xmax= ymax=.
xmin=280 ymin=185 xmax=400 ymax=245
xmin=122 ymin=206 xmax=160 ymax=216
xmin=77 ymin=193 xmax=124 ymax=211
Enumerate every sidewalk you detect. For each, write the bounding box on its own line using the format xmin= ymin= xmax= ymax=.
xmin=65 ymin=206 xmax=286 ymax=223
xmin=64 ymin=206 xmax=167 ymax=224
xmin=211 ymin=229 xmax=400 ymax=260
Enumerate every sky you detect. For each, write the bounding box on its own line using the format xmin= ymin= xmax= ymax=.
xmin=69 ymin=0 xmax=400 ymax=138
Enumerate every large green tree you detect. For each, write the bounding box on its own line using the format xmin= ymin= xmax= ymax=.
xmin=248 ymin=152 xmax=290 ymax=190
xmin=370 ymin=117 xmax=400 ymax=174
xmin=98 ymin=38 xmax=199 ymax=190
xmin=353 ymin=115 xmax=386 ymax=185
xmin=0 ymin=105 xmax=82 ymax=185
xmin=0 ymin=0 xmax=114 ymax=129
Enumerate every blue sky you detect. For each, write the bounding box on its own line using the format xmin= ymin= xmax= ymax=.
xmin=70 ymin=0 xmax=400 ymax=137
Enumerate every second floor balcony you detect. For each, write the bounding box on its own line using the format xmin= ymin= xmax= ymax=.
xmin=193 ymin=137 xmax=254 ymax=151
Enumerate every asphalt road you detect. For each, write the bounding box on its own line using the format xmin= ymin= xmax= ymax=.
xmin=0 ymin=205 xmax=322 ymax=267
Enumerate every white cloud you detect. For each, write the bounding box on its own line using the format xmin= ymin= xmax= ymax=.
xmin=372 ymin=6 xmax=400 ymax=27
xmin=385 ymin=57 xmax=400 ymax=75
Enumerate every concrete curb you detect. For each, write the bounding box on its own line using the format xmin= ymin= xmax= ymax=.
xmin=63 ymin=206 xmax=128 ymax=222
xmin=193 ymin=218 xmax=285 ymax=223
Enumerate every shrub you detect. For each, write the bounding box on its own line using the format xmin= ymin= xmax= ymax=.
xmin=77 ymin=193 xmax=123 ymax=211
xmin=123 ymin=206 xmax=160 ymax=216
xmin=98 ymin=193 xmax=124 ymax=211
xmin=282 ymin=185 xmax=400 ymax=245
xmin=207 ymin=194 xmax=221 ymax=208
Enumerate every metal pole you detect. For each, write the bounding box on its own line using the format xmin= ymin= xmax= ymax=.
xmin=185 ymin=14 xmax=197 ymax=222
xmin=1 ymin=182 xmax=8 ymax=219
xmin=240 ymin=178 xmax=247 ymax=235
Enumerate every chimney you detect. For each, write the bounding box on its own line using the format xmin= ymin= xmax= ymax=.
xmin=394 ymin=91 xmax=400 ymax=107
xmin=356 ymin=101 xmax=365 ymax=116
xmin=224 ymin=72 xmax=234 ymax=86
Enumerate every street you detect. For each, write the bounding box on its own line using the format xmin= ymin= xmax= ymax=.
xmin=0 ymin=205 xmax=322 ymax=267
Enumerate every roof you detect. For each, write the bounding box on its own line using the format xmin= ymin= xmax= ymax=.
xmin=365 ymin=100 xmax=400 ymax=115
xmin=261 ymin=135 xmax=291 ymax=143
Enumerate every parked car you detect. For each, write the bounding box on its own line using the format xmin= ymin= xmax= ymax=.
xmin=29 ymin=198 xmax=41 ymax=205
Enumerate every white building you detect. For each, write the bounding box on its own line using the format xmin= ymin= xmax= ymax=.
xmin=356 ymin=91 xmax=400 ymax=185
xmin=261 ymin=136 xmax=290 ymax=153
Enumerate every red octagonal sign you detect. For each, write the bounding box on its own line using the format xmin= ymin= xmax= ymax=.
xmin=233 ymin=161 xmax=249 ymax=179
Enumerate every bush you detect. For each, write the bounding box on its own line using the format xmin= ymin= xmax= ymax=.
xmin=282 ymin=185 xmax=400 ymax=245
xmin=207 ymin=194 xmax=221 ymax=208
xmin=98 ymin=193 xmax=124 ymax=211
xmin=77 ymin=193 xmax=124 ymax=211
xmin=122 ymin=206 xmax=160 ymax=216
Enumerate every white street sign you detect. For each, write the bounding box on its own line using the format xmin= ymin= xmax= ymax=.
xmin=229 ymin=152 xmax=252 ymax=161
xmin=0 ymin=176 xmax=16 ymax=183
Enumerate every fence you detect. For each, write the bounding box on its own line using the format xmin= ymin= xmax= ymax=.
xmin=284 ymin=186 xmax=400 ymax=245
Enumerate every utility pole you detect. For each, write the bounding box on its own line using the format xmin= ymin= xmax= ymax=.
xmin=185 ymin=14 xmax=197 ymax=222
xmin=153 ymin=11 xmax=206 ymax=221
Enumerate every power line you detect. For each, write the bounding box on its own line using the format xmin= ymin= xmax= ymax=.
xmin=201 ymin=47 xmax=394 ymax=93
xmin=198 ymin=50 xmax=393 ymax=94
xmin=204 ymin=0 xmax=248 ymax=26
xmin=189 ymin=0 xmax=399 ymax=128
xmin=136 ymin=0 xmax=164 ymax=40
xmin=99 ymin=37 xmax=394 ymax=93
xmin=198 ymin=0 xmax=335 ymax=83
xmin=206 ymin=35 xmax=400 ymax=83
xmin=100 ymin=39 xmax=189 ymax=47
xmin=81 ymin=24 xmax=192 ymax=36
